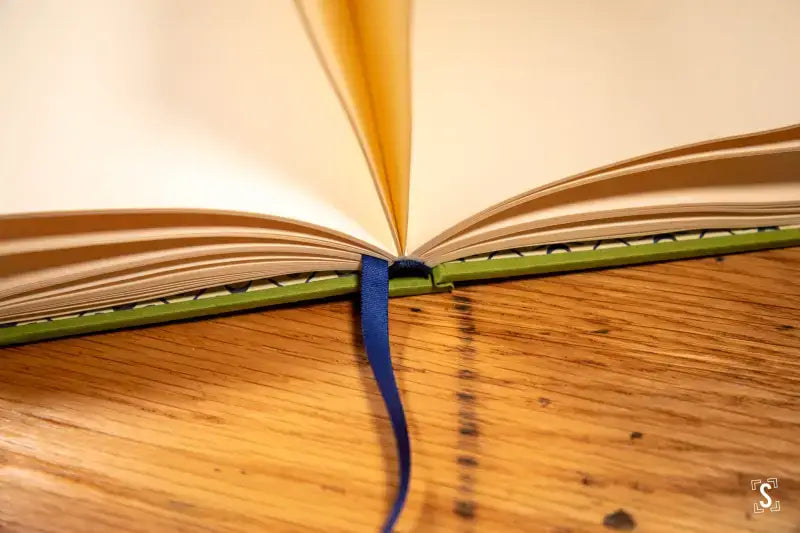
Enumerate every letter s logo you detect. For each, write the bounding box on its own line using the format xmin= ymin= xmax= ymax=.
xmin=759 ymin=483 xmax=773 ymax=510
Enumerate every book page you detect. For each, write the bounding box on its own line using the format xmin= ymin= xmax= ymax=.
xmin=0 ymin=0 xmax=397 ymax=256
xmin=298 ymin=0 xmax=411 ymax=249
xmin=406 ymin=0 xmax=800 ymax=254
xmin=422 ymin=149 xmax=800 ymax=261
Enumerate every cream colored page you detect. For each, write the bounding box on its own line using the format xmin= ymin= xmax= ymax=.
xmin=0 ymin=0 xmax=396 ymax=255
xmin=407 ymin=0 xmax=800 ymax=253
xmin=422 ymin=140 xmax=800 ymax=257
xmin=430 ymin=179 xmax=800 ymax=260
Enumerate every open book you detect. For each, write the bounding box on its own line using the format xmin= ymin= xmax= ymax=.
xmin=2 ymin=0 xmax=800 ymax=342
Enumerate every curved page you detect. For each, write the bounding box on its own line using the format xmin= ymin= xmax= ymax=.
xmin=422 ymin=147 xmax=800 ymax=260
xmin=0 ymin=0 xmax=396 ymax=255
xmin=407 ymin=0 xmax=800 ymax=254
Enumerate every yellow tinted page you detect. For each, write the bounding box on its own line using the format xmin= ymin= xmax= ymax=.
xmin=406 ymin=0 xmax=800 ymax=253
xmin=297 ymin=0 xmax=411 ymax=248
xmin=0 ymin=0 xmax=395 ymax=255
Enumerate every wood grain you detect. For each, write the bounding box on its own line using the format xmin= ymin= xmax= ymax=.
xmin=2 ymin=248 xmax=800 ymax=533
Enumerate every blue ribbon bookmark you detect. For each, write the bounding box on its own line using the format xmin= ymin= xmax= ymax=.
xmin=360 ymin=255 xmax=411 ymax=533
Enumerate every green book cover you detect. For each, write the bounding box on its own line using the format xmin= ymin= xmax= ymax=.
xmin=1 ymin=226 xmax=798 ymax=347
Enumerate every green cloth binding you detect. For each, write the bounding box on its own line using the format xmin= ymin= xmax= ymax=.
xmin=1 ymin=228 xmax=798 ymax=346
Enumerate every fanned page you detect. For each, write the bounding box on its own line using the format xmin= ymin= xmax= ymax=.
xmin=0 ymin=0 xmax=405 ymax=323
xmin=0 ymin=0 xmax=395 ymax=254
xmin=297 ymin=0 xmax=411 ymax=248
xmin=407 ymin=0 xmax=800 ymax=259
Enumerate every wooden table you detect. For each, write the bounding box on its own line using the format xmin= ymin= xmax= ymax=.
xmin=2 ymin=248 xmax=799 ymax=533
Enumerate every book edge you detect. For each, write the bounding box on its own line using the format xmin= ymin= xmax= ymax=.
xmin=433 ymin=228 xmax=800 ymax=283
xmin=3 ymin=229 xmax=798 ymax=346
